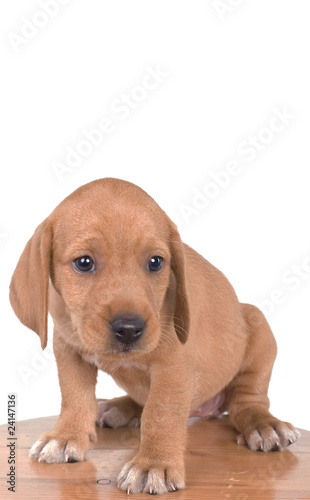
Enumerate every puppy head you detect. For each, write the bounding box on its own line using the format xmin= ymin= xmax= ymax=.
xmin=9 ymin=178 xmax=189 ymax=354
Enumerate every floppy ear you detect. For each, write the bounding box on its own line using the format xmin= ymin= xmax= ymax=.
xmin=169 ymin=224 xmax=190 ymax=343
xmin=9 ymin=219 xmax=52 ymax=350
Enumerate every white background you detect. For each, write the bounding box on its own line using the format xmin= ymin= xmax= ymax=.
xmin=1 ymin=1 xmax=309 ymax=432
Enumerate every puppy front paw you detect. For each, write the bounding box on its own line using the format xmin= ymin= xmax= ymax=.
xmin=237 ymin=419 xmax=300 ymax=452
xmin=117 ymin=455 xmax=185 ymax=495
xmin=29 ymin=430 xmax=95 ymax=463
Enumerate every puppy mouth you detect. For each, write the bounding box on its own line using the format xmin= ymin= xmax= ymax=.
xmin=111 ymin=342 xmax=141 ymax=354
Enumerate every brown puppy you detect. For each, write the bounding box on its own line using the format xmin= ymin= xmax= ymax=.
xmin=10 ymin=178 xmax=300 ymax=495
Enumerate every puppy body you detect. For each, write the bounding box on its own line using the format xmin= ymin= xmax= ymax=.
xmin=10 ymin=178 xmax=299 ymax=495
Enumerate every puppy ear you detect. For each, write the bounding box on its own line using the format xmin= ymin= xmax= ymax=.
xmin=9 ymin=219 xmax=52 ymax=350
xmin=169 ymin=224 xmax=190 ymax=343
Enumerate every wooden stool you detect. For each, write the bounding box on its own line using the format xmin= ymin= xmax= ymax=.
xmin=1 ymin=415 xmax=309 ymax=499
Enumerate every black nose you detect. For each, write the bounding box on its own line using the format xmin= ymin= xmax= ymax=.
xmin=110 ymin=314 xmax=145 ymax=345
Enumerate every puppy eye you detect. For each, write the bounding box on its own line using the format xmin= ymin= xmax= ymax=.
xmin=73 ymin=256 xmax=95 ymax=273
xmin=147 ymin=256 xmax=164 ymax=273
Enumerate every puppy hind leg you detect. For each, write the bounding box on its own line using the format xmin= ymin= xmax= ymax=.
xmin=96 ymin=396 xmax=143 ymax=429
xmin=226 ymin=304 xmax=300 ymax=452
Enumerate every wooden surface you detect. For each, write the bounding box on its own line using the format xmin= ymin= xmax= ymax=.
xmin=1 ymin=415 xmax=309 ymax=499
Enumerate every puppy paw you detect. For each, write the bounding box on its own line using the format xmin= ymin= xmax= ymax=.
xmin=96 ymin=397 xmax=142 ymax=429
xmin=29 ymin=431 xmax=95 ymax=463
xmin=117 ymin=456 xmax=185 ymax=495
xmin=237 ymin=419 xmax=300 ymax=452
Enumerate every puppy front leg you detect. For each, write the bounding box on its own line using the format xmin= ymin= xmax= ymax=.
xmin=117 ymin=363 xmax=191 ymax=495
xmin=29 ymin=335 xmax=98 ymax=463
